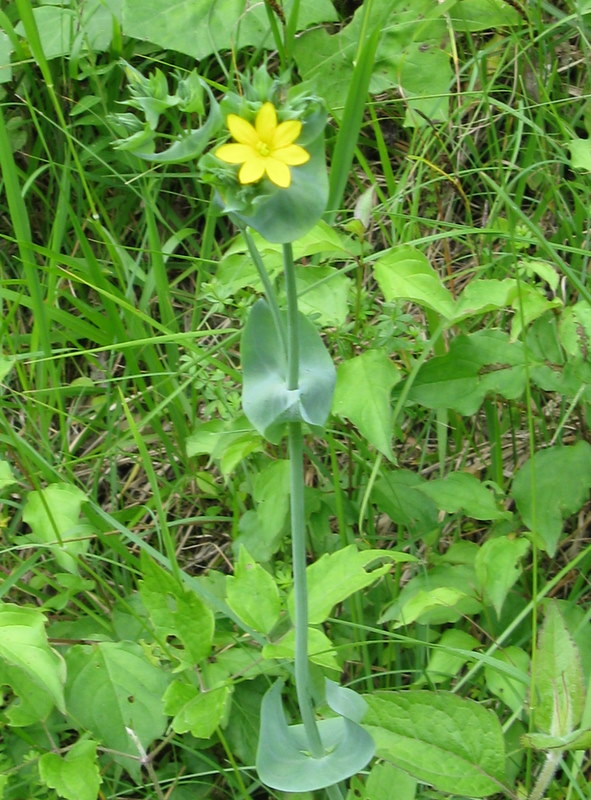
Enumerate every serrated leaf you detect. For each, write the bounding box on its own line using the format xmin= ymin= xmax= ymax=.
xmin=332 ymin=350 xmax=400 ymax=460
xmin=364 ymin=691 xmax=506 ymax=797
xmin=226 ymin=546 xmax=281 ymax=634
xmin=512 ymin=441 xmax=591 ymax=556
xmin=139 ymin=554 xmax=214 ymax=666
xmin=0 ymin=603 xmax=65 ymax=713
xmin=533 ymin=602 xmax=585 ymax=737
xmin=22 ymin=483 xmax=92 ymax=574
xmin=164 ymin=680 xmax=231 ymax=738
xmin=65 ymin=641 xmax=170 ymax=780
xmin=373 ymin=246 xmax=455 ymax=318
xmin=39 ymin=739 xmax=101 ymax=800
xmin=288 ymin=545 xmax=417 ymax=625
xmin=475 ymin=536 xmax=530 ymax=616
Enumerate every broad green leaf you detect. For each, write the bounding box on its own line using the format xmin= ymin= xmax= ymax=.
xmin=186 ymin=416 xmax=262 ymax=476
xmin=0 ymin=460 xmax=16 ymax=491
xmin=122 ymin=0 xmax=337 ymax=61
xmin=372 ymin=470 xmax=439 ymax=534
xmin=519 ymin=258 xmax=560 ymax=291
xmin=294 ymin=0 xmax=448 ymax=121
xmin=450 ymin=0 xmax=522 ymax=31
xmin=522 ymin=728 xmax=591 ymax=751
xmin=0 ymin=661 xmax=55 ymax=725
xmin=359 ymin=761 xmax=417 ymax=800
xmin=293 ymin=266 xmax=351 ymax=327
xmin=164 ymin=680 xmax=231 ymax=738
xmin=39 ymin=739 xmax=101 ymax=800
xmin=262 ymin=627 xmax=340 ymax=672
xmin=332 ymin=350 xmax=400 ymax=460
xmin=424 ymin=629 xmax=479 ymax=685
xmin=242 ymin=299 xmax=336 ymax=442
xmin=397 ymin=44 xmax=451 ymax=126
xmin=235 ymin=459 xmax=291 ymax=561
xmin=226 ymin=546 xmax=281 ymax=634
xmin=569 ymin=137 xmax=591 ymax=170
xmin=139 ymin=554 xmax=214 ymax=666
xmin=484 ymin=646 xmax=529 ymax=716
xmin=559 ymin=300 xmax=591 ymax=357
xmin=380 ymin=564 xmax=482 ymax=626
xmin=418 ymin=472 xmax=508 ymax=521
xmin=0 ymin=355 xmax=14 ymax=383
xmin=533 ymin=602 xmax=585 ymax=736
xmin=288 ymin=545 xmax=417 ymax=625
xmin=0 ymin=603 xmax=65 ymax=713
xmin=511 ymin=441 xmax=591 ymax=556
xmin=406 ymin=330 xmax=528 ymax=414
xmin=65 ymin=641 xmax=170 ymax=780
xmin=451 ymin=278 xmax=517 ymax=323
xmin=364 ymin=691 xmax=506 ymax=796
xmin=22 ymin=482 xmax=92 ymax=574
xmin=475 ymin=536 xmax=530 ymax=616
xmin=373 ymin=246 xmax=455 ymax=318
xmin=256 ymin=679 xmax=375 ymax=791
xmin=510 ymin=283 xmax=562 ymax=340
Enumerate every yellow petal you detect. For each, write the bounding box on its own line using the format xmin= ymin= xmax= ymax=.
xmin=265 ymin=158 xmax=291 ymax=188
xmin=271 ymin=119 xmax=302 ymax=149
xmin=227 ymin=114 xmax=259 ymax=146
xmin=273 ymin=144 xmax=310 ymax=166
xmin=215 ymin=143 xmax=255 ymax=164
xmin=255 ymin=102 xmax=277 ymax=141
xmin=239 ymin=157 xmax=266 ymax=184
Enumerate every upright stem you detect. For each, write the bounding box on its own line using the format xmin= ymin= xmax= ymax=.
xmin=283 ymin=242 xmax=324 ymax=758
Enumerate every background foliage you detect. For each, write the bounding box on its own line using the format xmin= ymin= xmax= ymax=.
xmin=1 ymin=0 xmax=591 ymax=798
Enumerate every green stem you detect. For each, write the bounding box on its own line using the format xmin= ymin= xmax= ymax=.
xmin=242 ymin=226 xmax=287 ymax=355
xmin=283 ymin=243 xmax=324 ymax=758
xmin=528 ymin=751 xmax=562 ymax=800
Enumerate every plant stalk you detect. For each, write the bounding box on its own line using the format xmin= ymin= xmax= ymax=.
xmin=283 ymin=242 xmax=324 ymax=758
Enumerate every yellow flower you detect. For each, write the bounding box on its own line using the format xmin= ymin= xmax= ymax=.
xmin=215 ymin=102 xmax=310 ymax=189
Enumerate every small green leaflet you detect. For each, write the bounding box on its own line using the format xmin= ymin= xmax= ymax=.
xmin=39 ymin=739 xmax=101 ymax=800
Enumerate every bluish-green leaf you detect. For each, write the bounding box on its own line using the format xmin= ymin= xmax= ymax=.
xmin=242 ymin=299 xmax=335 ymax=442
xmin=256 ymin=680 xmax=375 ymax=791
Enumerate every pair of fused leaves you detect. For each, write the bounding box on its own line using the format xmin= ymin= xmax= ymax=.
xmin=242 ymin=298 xmax=335 ymax=442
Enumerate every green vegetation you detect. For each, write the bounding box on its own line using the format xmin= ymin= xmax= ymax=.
xmin=1 ymin=1 xmax=591 ymax=798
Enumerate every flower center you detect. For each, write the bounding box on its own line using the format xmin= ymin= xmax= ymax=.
xmin=256 ymin=140 xmax=271 ymax=157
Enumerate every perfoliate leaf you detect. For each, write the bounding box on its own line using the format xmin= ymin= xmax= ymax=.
xmin=364 ymin=691 xmax=506 ymax=797
xmin=256 ymin=680 xmax=375 ymax=791
xmin=242 ymin=299 xmax=335 ymax=442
